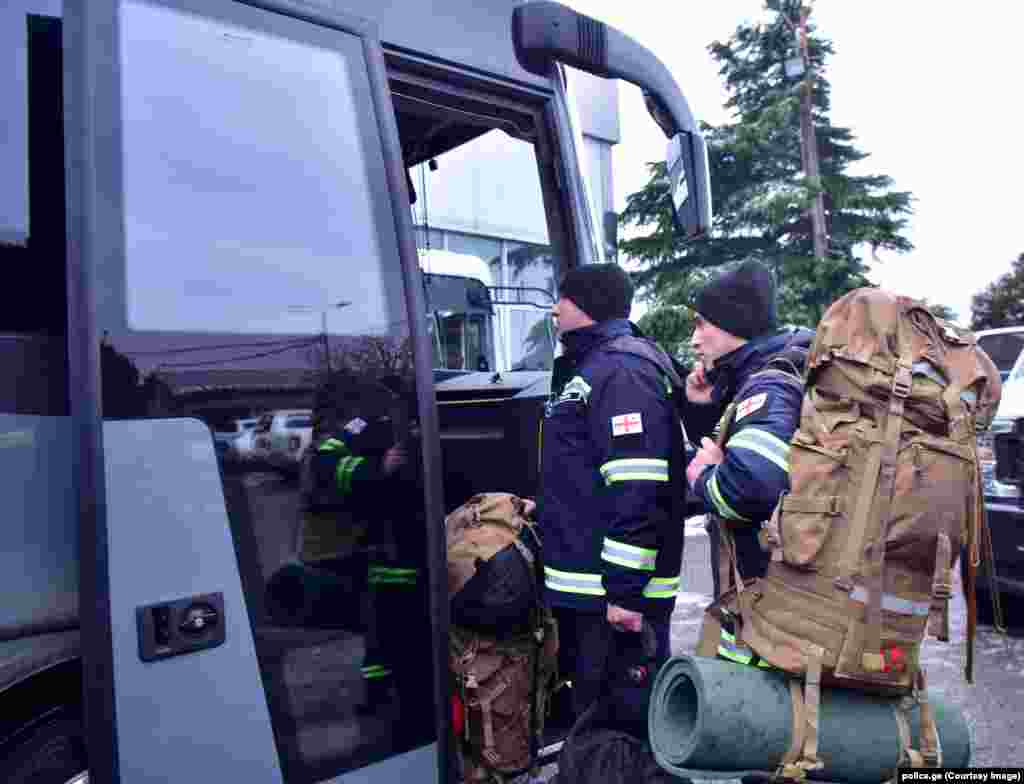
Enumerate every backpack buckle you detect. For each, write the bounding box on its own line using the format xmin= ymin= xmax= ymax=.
xmin=892 ymin=365 xmax=912 ymax=399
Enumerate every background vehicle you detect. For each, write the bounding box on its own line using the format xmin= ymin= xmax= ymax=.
xmin=976 ymin=328 xmax=1024 ymax=498
xmin=975 ymin=326 xmax=1024 ymax=383
xmin=1 ymin=1 xmax=710 ymax=781
xmin=265 ymin=410 xmax=314 ymax=477
xmin=968 ymin=333 xmax=1024 ymax=628
xmin=226 ymin=417 xmax=264 ymax=465
xmin=213 ymin=416 xmax=260 ymax=460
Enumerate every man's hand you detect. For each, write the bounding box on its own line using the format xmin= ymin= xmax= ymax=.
xmin=381 ymin=444 xmax=408 ymax=476
xmin=521 ymin=497 xmax=537 ymax=520
xmin=607 ymin=603 xmax=643 ymax=633
xmin=686 ymin=437 xmax=723 ymax=489
xmin=685 ymin=361 xmax=714 ymax=404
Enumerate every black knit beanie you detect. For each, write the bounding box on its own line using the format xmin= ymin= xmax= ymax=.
xmin=693 ymin=260 xmax=777 ymax=339
xmin=558 ymin=264 xmax=634 ymax=323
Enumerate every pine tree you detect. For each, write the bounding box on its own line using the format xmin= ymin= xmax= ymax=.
xmin=970 ymin=253 xmax=1024 ymax=330
xmin=620 ymin=0 xmax=914 ymax=328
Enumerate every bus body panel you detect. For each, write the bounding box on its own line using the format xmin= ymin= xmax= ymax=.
xmin=103 ymin=418 xmax=283 ymax=781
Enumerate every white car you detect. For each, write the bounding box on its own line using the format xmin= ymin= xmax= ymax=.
xmin=212 ymin=417 xmax=259 ymax=460
xmin=224 ymin=418 xmax=262 ymax=464
xmin=257 ymin=409 xmax=314 ymax=477
xmin=975 ymin=327 xmax=1024 ymax=498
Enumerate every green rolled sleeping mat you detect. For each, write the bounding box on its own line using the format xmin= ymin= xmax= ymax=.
xmin=648 ymin=656 xmax=971 ymax=783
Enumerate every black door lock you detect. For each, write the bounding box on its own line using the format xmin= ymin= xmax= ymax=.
xmin=137 ymin=592 xmax=226 ymax=662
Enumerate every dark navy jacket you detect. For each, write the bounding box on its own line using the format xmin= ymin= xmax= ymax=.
xmin=692 ymin=329 xmax=805 ymax=581
xmin=538 ymin=319 xmax=681 ymax=618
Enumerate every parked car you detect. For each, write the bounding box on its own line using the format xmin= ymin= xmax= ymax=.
xmin=257 ymin=409 xmax=314 ymax=477
xmin=966 ymin=333 xmax=1024 ymax=628
xmin=212 ymin=417 xmax=259 ymax=460
xmin=975 ymin=326 xmax=1024 ymax=383
xmin=224 ymin=418 xmax=262 ymax=465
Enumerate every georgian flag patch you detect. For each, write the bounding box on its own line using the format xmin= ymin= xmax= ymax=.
xmin=735 ymin=393 xmax=768 ymax=422
xmin=344 ymin=417 xmax=368 ymax=435
xmin=611 ymin=413 xmax=644 ymax=437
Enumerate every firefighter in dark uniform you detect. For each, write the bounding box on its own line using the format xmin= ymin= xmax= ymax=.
xmin=539 ymin=264 xmax=681 ymax=724
xmin=683 ymin=260 xmax=808 ymax=668
xmin=303 ymin=372 xmax=433 ymax=751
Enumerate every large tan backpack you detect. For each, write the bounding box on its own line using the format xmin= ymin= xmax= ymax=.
xmin=446 ymin=493 xmax=558 ymax=783
xmin=701 ymin=288 xmax=1002 ymax=776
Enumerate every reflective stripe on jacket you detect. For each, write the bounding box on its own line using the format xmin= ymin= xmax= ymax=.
xmin=539 ymin=319 xmax=682 ymax=617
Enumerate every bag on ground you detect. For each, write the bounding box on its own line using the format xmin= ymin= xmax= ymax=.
xmin=446 ymin=492 xmax=558 ymax=782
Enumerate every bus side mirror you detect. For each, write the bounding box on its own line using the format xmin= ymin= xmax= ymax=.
xmin=666 ymin=131 xmax=712 ymax=240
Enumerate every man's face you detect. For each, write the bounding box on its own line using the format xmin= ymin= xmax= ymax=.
xmin=690 ymin=314 xmax=745 ymax=369
xmin=551 ymin=297 xmax=595 ymax=337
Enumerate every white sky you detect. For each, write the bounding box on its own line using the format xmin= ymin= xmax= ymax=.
xmin=569 ymin=1 xmax=1024 ymax=326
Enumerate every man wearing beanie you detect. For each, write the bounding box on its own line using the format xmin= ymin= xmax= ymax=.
xmin=540 ymin=263 xmax=684 ymax=731
xmin=683 ymin=259 xmax=810 ymax=671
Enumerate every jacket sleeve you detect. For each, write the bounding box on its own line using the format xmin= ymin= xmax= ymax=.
xmin=693 ymin=375 xmax=802 ymax=525
xmin=314 ymin=437 xmax=382 ymax=498
xmin=588 ymin=360 xmax=675 ymax=613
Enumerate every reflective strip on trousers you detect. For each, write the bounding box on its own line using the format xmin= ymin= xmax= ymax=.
xmin=718 ymin=629 xmax=774 ymax=668
xmin=544 ymin=566 xmax=606 ymax=596
xmin=369 ymin=566 xmax=418 ymax=587
xmin=599 ymin=458 xmax=669 ymax=485
xmin=362 ymin=664 xmax=393 ymax=680
xmin=726 ymin=427 xmax=791 ymax=473
xmin=601 ymin=537 xmax=658 ymax=571
xmin=643 ymin=575 xmax=680 ymax=599
xmin=850 ymin=586 xmax=931 ymax=617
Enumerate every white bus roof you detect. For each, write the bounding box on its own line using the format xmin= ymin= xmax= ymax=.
xmin=418 ymin=249 xmax=494 ymax=288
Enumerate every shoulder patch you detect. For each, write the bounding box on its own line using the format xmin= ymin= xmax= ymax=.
xmin=557 ymin=375 xmax=592 ymax=406
xmin=611 ymin=412 xmax=644 ymax=436
xmin=735 ymin=393 xmax=768 ymax=422
xmin=344 ymin=417 xmax=368 ymax=435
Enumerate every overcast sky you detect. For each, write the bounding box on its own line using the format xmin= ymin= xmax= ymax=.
xmin=569 ymin=0 xmax=1024 ymax=326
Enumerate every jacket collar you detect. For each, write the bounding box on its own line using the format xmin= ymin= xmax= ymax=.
xmin=559 ymin=318 xmax=634 ymax=361
xmin=707 ymin=329 xmax=795 ymax=404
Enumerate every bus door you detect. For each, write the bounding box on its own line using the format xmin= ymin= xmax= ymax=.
xmin=62 ymin=0 xmax=582 ymax=780
xmin=63 ymin=1 xmax=447 ymax=781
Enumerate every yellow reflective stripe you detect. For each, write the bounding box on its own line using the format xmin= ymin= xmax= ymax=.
xmin=544 ymin=566 xmax=606 ymax=596
xmin=719 ymin=630 xmax=773 ymax=668
xmin=318 ymin=437 xmax=349 ymax=454
xmin=601 ymin=538 xmax=658 ymax=571
xmin=707 ymin=470 xmax=749 ymax=522
xmin=336 ymin=455 xmax=366 ymax=495
xmin=726 ymin=427 xmax=790 ymax=473
xmin=599 ymin=458 xmax=669 ymax=485
xmin=643 ymin=575 xmax=680 ymax=598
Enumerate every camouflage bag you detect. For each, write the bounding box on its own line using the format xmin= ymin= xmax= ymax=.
xmin=446 ymin=493 xmax=558 ymax=782
xmin=701 ymin=288 xmax=1002 ymax=777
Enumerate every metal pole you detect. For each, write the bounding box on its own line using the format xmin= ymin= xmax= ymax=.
xmin=797 ymin=5 xmax=828 ymax=262
xmin=322 ymin=310 xmax=330 ymax=373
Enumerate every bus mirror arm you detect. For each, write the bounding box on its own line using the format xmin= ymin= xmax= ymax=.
xmin=511 ymin=1 xmax=711 ymax=238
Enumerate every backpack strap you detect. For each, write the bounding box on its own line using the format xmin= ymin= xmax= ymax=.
xmin=837 ymin=307 xmax=915 ymax=674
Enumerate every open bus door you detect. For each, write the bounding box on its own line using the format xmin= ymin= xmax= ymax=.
xmin=0 ymin=0 xmax=711 ymax=781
